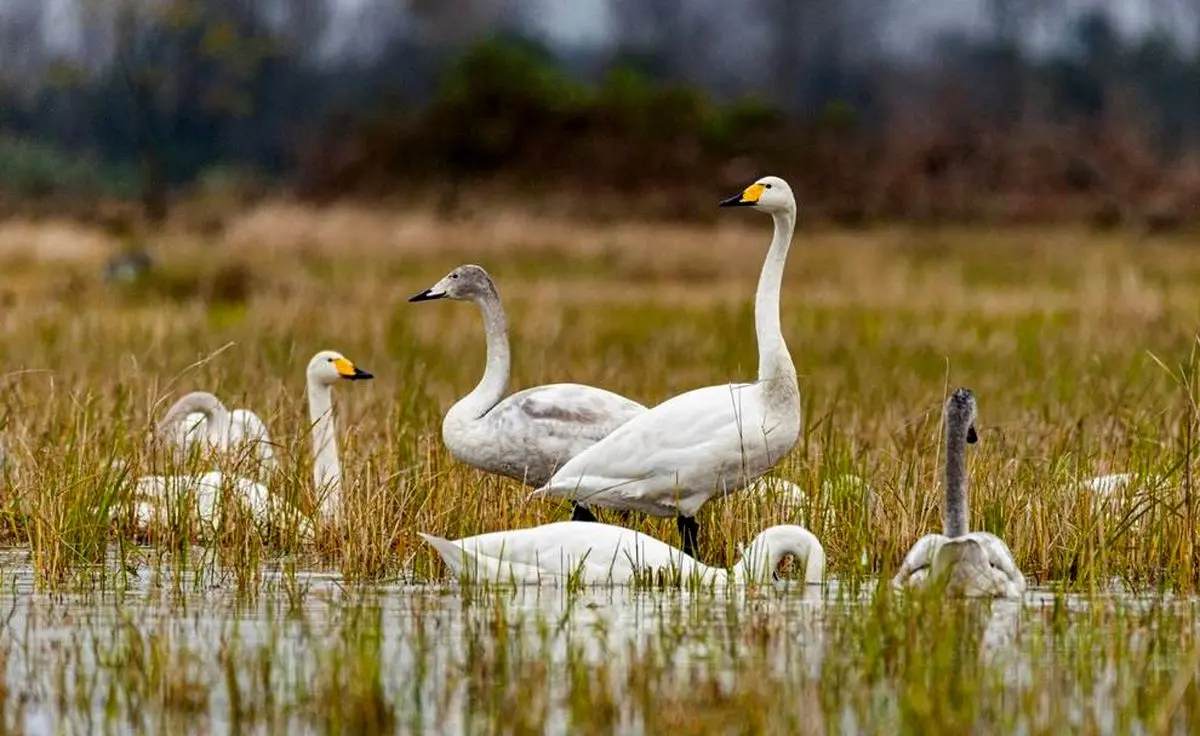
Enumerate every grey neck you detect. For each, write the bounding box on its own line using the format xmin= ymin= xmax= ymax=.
xmin=944 ymin=418 xmax=969 ymax=538
xmin=448 ymin=285 xmax=511 ymax=422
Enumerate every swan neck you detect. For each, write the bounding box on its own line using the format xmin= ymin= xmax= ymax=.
xmin=732 ymin=527 xmax=825 ymax=585
xmin=308 ymin=377 xmax=341 ymax=520
xmin=944 ymin=418 xmax=969 ymax=538
xmin=159 ymin=392 xmax=231 ymax=439
xmin=450 ymin=287 xmax=511 ymax=422
xmin=756 ymin=209 xmax=796 ymax=386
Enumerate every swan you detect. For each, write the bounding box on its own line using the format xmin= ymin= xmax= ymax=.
xmin=419 ymin=520 xmax=824 ymax=586
xmin=745 ymin=473 xmax=878 ymax=527
xmin=158 ymin=391 xmax=275 ymax=473
xmin=128 ymin=350 xmax=372 ymax=537
xmin=892 ymin=388 xmax=1025 ymax=599
xmin=530 ymin=176 xmax=802 ymax=558
xmin=409 ymin=264 xmax=646 ymax=520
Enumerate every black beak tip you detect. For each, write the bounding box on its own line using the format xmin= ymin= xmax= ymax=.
xmin=718 ymin=195 xmax=743 ymax=208
xmin=967 ymin=425 xmax=978 ymax=444
xmin=354 ymin=368 xmax=374 ymax=380
xmin=408 ymin=289 xmax=441 ymax=303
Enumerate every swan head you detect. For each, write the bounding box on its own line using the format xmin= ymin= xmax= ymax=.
xmin=409 ymin=264 xmax=495 ymax=303
xmin=719 ymin=176 xmax=795 ymax=215
xmin=946 ymin=387 xmax=978 ymax=444
xmin=307 ymin=350 xmax=373 ymax=386
xmin=737 ymin=524 xmax=825 ymax=585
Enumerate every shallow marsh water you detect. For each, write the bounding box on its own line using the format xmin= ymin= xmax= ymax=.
xmin=2 ymin=551 xmax=1198 ymax=735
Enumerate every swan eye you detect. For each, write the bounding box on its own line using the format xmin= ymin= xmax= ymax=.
xmin=451 ymin=274 xmax=459 ymax=279
xmin=764 ymin=183 xmax=773 ymax=189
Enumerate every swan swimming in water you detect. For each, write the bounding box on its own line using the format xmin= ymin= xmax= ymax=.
xmin=530 ymin=176 xmax=802 ymax=558
xmin=892 ymin=388 xmax=1025 ymax=599
xmin=129 ymin=350 xmax=373 ymax=538
xmin=419 ymin=520 xmax=824 ymax=586
xmin=410 ymin=264 xmax=646 ymax=520
xmin=158 ymin=390 xmax=275 ymax=474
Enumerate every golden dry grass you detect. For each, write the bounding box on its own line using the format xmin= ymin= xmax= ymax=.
xmin=1 ymin=203 xmax=1199 ymax=589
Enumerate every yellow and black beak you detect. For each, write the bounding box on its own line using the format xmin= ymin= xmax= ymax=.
xmin=334 ymin=357 xmax=373 ymax=381
xmin=967 ymin=425 xmax=978 ymax=444
xmin=408 ymin=288 xmax=445 ymax=302
xmin=719 ymin=182 xmax=766 ymax=208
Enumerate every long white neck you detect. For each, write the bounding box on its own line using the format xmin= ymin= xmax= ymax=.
xmin=732 ymin=525 xmax=825 ymax=584
xmin=447 ymin=286 xmax=511 ymax=423
xmin=308 ymin=378 xmax=342 ymax=521
xmin=756 ymin=210 xmax=798 ymax=392
xmin=944 ymin=415 xmax=969 ymax=538
xmin=158 ymin=391 xmax=232 ymax=440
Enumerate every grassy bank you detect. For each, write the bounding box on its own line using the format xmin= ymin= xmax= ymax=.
xmin=0 ymin=205 xmax=1198 ymax=590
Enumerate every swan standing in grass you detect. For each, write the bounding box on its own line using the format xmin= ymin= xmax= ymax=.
xmin=158 ymin=391 xmax=275 ymax=473
xmin=409 ymin=264 xmax=646 ymax=519
xmin=419 ymin=520 xmax=824 ymax=586
xmin=892 ymin=388 xmax=1025 ymax=599
xmin=530 ymin=176 xmax=802 ymax=558
xmin=130 ymin=350 xmax=372 ymax=537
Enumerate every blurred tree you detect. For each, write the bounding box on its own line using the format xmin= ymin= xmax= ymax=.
xmin=0 ymin=0 xmax=47 ymax=92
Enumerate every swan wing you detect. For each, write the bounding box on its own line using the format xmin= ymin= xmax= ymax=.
xmin=229 ymin=408 xmax=276 ymax=467
xmin=534 ymin=382 xmax=797 ymax=517
xmin=464 ymin=383 xmax=647 ymax=485
xmin=494 ymin=383 xmax=646 ymax=446
xmin=168 ymin=412 xmax=211 ymax=449
xmin=229 ymin=409 xmax=271 ymax=442
xmin=891 ymin=534 xmax=948 ymax=588
xmin=967 ymin=532 xmax=1026 ymax=597
xmin=422 ymin=521 xmax=699 ymax=584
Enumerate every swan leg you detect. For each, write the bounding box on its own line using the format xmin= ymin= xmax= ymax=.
xmin=677 ymin=515 xmax=700 ymax=559
xmin=571 ymin=503 xmax=598 ymax=522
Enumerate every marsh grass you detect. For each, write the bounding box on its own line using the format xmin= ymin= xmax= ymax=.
xmin=1 ymin=209 xmax=1200 ymax=594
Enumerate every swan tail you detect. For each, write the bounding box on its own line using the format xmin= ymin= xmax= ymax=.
xmin=418 ymin=532 xmax=469 ymax=577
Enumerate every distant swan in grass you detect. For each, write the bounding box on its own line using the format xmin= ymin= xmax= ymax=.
xmin=892 ymin=388 xmax=1026 ymax=599
xmin=409 ymin=264 xmax=646 ymax=519
xmin=530 ymin=176 xmax=802 ymax=559
xmin=746 ymin=473 xmax=878 ymax=526
xmin=158 ymin=390 xmax=275 ymax=473
xmin=1080 ymin=472 xmax=1170 ymax=499
xmin=419 ymin=520 xmax=824 ymax=586
xmin=130 ymin=350 xmax=373 ymax=537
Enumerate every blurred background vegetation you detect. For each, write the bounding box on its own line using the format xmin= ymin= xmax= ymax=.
xmin=1 ymin=0 xmax=1199 ymax=227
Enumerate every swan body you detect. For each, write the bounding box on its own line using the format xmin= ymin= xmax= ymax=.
xmin=128 ymin=350 xmax=372 ymax=538
xmin=1083 ymin=473 xmax=1133 ymax=495
xmin=420 ymin=520 xmax=824 ymax=586
xmin=410 ymin=265 xmax=645 ymax=493
xmin=129 ymin=471 xmax=307 ymax=538
xmin=746 ymin=473 xmax=877 ymax=524
xmin=892 ymin=388 xmax=1025 ymax=599
xmin=894 ymin=532 xmax=1025 ymax=599
xmin=1081 ymin=472 xmax=1169 ymax=498
xmin=531 ymin=177 xmax=802 ymax=556
xmin=159 ymin=391 xmax=275 ymax=473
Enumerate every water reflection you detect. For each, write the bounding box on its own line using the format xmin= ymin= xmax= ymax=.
xmin=0 ymin=554 xmax=1197 ymax=733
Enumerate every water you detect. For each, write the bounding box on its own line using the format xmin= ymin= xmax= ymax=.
xmin=1 ymin=551 xmax=1197 ymax=734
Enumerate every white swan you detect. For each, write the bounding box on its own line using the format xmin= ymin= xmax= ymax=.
xmin=745 ymin=473 xmax=878 ymax=527
xmin=419 ymin=520 xmax=824 ymax=586
xmin=129 ymin=350 xmax=372 ymax=537
xmin=892 ymin=388 xmax=1025 ymax=599
xmin=410 ymin=264 xmax=646 ymax=519
xmin=158 ymin=391 xmax=275 ymax=473
xmin=530 ymin=176 xmax=802 ymax=558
